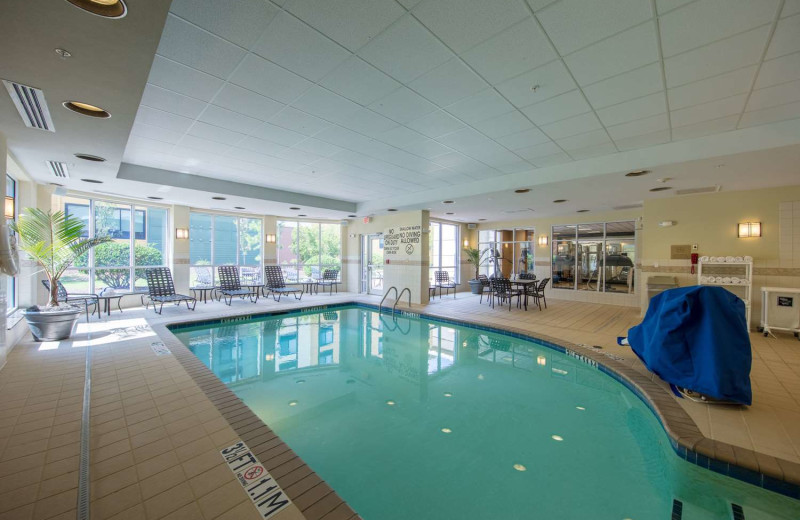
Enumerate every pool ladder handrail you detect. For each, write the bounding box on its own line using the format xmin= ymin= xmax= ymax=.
xmin=379 ymin=286 xmax=412 ymax=317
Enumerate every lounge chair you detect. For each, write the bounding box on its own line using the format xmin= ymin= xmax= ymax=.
xmin=144 ymin=267 xmax=197 ymax=314
xmin=217 ymin=265 xmax=258 ymax=305
xmin=317 ymin=269 xmax=340 ymax=295
xmin=490 ymin=278 xmax=522 ymax=311
xmin=434 ymin=271 xmax=457 ymax=299
xmin=264 ymin=265 xmax=303 ymax=302
xmin=41 ymin=280 xmax=99 ymax=321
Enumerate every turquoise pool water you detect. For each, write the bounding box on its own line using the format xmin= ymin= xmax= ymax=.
xmin=174 ymin=306 xmax=800 ymax=520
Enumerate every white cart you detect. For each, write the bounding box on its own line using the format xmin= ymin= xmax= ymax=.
xmin=697 ymin=258 xmax=752 ymax=330
xmin=759 ymin=287 xmax=800 ymax=339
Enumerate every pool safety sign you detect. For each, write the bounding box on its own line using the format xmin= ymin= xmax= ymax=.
xmin=384 ymin=225 xmax=422 ymax=258
xmin=221 ymin=441 xmax=292 ymax=519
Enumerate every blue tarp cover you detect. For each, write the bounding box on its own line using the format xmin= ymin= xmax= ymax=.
xmin=628 ymin=285 xmax=752 ymax=405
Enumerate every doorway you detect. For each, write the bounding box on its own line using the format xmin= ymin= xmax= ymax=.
xmin=361 ymin=234 xmax=384 ymax=295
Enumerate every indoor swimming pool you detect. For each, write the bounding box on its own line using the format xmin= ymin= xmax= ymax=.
xmin=172 ymin=306 xmax=800 ymax=520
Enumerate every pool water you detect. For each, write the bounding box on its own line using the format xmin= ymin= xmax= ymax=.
xmin=173 ymin=306 xmax=800 ymax=520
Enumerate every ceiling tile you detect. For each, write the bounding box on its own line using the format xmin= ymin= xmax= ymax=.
xmin=667 ymin=66 xmax=756 ymax=109
xmin=496 ymin=60 xmax=576 ymax=108
xmin=569 ymin=142 xmax=618 ymax=160
xmin=412 ymin=0 xmax=529 ymax=54
xmin=765 ymin=13 xmax=800 ymax=60
xmin=369 ymin=87 xmax=438 ymax=123
xmin=739 ymin=100 xmax=800 ymax=128
xmin=659 ymin=0 xmax=779 ymax=58
xmin=527 ymin=0 xmax=559 ymax=11
xmin=582 ymin=63 xmax=664 ymax=109
xmin=199 ymin=105 xmax=263 ymax=134
xmin=314 ymin=125 xmax=375 ymax=149
xmin=406 ymin=110 xmax=465 ymax=138
xmin=269 ymin=107 xmax=331 ymax=135
xmin=402 ymin=139 xmax=454 ymax=159
xmin=461 ymin=18 xmax=557 ymax=84
xmin=178 ymin=135 xmax=235 ymax=155
xmin=755 ymin=51 xmax=800 ymax=88
xmin=140 ymin=84 xmax=206 ymax=119
xmin=377 ymin=126 xmax=429 ymax=149
xmin=292 ymin=138 xmax=345 ymax=157
xmin=135 ymin=106 xmax=194 ymax=134
xmin=358 ymin=15 xmax=453 ymax=83
xmin=614 ymin=129 xmax=671 ymax=150
xmin=746 ymin=79 xmax=800 ymax=111
xmin=445 ymin=89 xmax=514 ymax=125
xmin=169 ymin=0 xmax=279 ymax=48
xmin=495 ymin=127 xmax=551 ymax=150
xmin=564 ymin=23 xmax=658 ymax=86
xmin=147 ymin=56 xmax=225 ymax=102
xmin=664 ymin=25 xmax=770 ymax=87
xmin=671 ymin=114 xmax=738 ymax=140
xmin=596 ymin=92 xmax=666 ymax=127
xmin=530 ymin=152 xmax=573 ymax=167
xmin=213 ymin=84 xmax=285 ymax=121
xmin=606 ymin=113 xmax=668 ymax=140
xmin=156 ymin=15 xmax=246 ymax=79
xmin=556 ymin=128 xmax=611 ymax=150
xmin=436 ymin=128 xmax=507 ymax=158
xmin=285 ymin=0 xmax=405 ymax=51
xmin=230 ymin=54 xmax=312 ymax=104
xmin=344 ymin=108 xmax=399 ymax=134
xmin=515 ymin=140 xmax=562 ymax=161
xmin=670 ymin=94 xmax=747 ymax=127
xmin=187 ymin=121 xmax=248 ymax=145
xmin=408 ymin=58 xmax=487 ymax=106
xmin=291 ymin=86 xmax=362 ymax=125
xmin=275 ymin=147 xmax=323 ymax=165
xmin=319 ymin=57 xmax=402 ymax=106
xmin=235 ymin=136 xmax=289 ymax=156
xmin=655 ymin=0 xmax=694 ymax=14
xmin=521 ymin=90 xmax=591 ymax=126
xmin=472 ymin=110 xmax=535 ymax=139
xmin=250 ymin=122 xmax=307 ymax=146
xmin=537 ymin=0 xmax=653 ymax=55
xmin=251 ymin=11 xmax=351 ymax=81
xmin=130 ymin=122 xmax=184 ymax=145
xmin=540 ymin=112 xmax=602 ymax=139
xmin=784 ymin=0 xmax=800 ymax=17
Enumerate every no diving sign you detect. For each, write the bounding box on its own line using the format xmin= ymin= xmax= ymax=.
xmin=384 ymin=225 xmax=421 ymax=258
xmin=221 ymin=441 xmax=292 ymax=518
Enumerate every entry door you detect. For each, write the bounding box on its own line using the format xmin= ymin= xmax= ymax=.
xmin=361 ymin=234 xmax=384 ymax=295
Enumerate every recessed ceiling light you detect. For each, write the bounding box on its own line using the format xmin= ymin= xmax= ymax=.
xmin=65 ymin=0 xmax=127 ymax=18
xmin=649 ymin=187 xmax=672 ymax=192
xmin=625 ymin=170 xmax=650 ymax=177
xmin=387 ymin=208 xmax=397 ymax=212
xmin=577 ymin=209 xmax=589 ymax=213
xmin=147 ymin=196 xmax=163 ymax=200
xmin=514 ymin=189 xmax=530 ymax=194
xmin=445 ymin=212 xmax=454 ymax=215
xmin=74 ymin=153 xmax=106 ymax=162
xmin=553 ymin=199 xmax=567 ymax=203
xmin=81 ymin=178 xmax=102 ymax=184
xmin=442 ymin=200 xmax=454 ymax=204
xmin=62 ymin=101 xmax=111 ymax=118
xmin=298 ymin=214 xmax=307 ymax=217
xmin=212 ymin=196 xmax=226 ymax=200
xmin=478 ymin=218 xmax=486 ymax=221
xmin=234 ymin=206 xmax=245 ymax=210
xmin=290 ymin=206 xmax=301 ymax=210
xmin=348 ymin=214 xmax=357 ymax=218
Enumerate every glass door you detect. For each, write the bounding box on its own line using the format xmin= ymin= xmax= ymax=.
xmin=361 ymin=234 xmax=384 ymax=295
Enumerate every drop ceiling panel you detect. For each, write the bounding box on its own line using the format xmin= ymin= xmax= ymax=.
xmin=292 ymin=138 xmax=345 ymax=157
xmin=471 ymin=110 xmax=535 ymax=139
xmin=177 ymin=135 xmax=234 ymax=155
xmin=667 ymin=66 xmax=756 ymax=110
xmin=284 ymin=0 xmax=405 ymax=51
xmin=412 ymin=0 xmax=530 ymax=54
xmin=236 ymin=136 xmax=289 ymax=157
xmin=784 ymin=0 xmax=800 ymax=17
xmin=211 ymin=84 xmax=285 ymax=121
xmin=496 ymin=60 xmax=577 ymax=108
xmin=606 ymin=113 xmax=669 ymax=140
xmin=670 ymin=94 xmax=747 ymax=127
xmin=765 ymin=14 xmax=800 ymax=60
xmin=746 ymin=79 xmax=800 ymax=111
xmin=569 ymin=142 xmax=618 ymax=160
xmin=269 ymin=107 xmax=331 ymax=135
xmin=406 ymin=110 xmax=465 ymax=138
xmin=148 ymin=56 xmax=225 ymax=101
xmin=461 ymin=18 xmax=557 ymax=84
xmin=495 ymin=127 xmax=552 ymax=150
xmin=344 ymin=108 xmax=398 ymax=134
xmin=615 ymin=129 xmax=671 ymax=150
xmin=740 ymin=100 xmax=800 ymax=128
xmin=250 ymin=122 xmax=307 ymax=146
xmin=358 ymin=15 xmax=453 ymax=83
xmin=408 ymin=58 xmax=488 ymax=106
xmin=140 ymin=84 xmax=207 ymax=119
xmin=521 ymin=89 xmax=591 ymax=126
xmin=564 ymin=23 xmax=659 ymax=86
xmin=655 ymin=0 xmax=694 ymax=15
xmin=531 ymin=152 xmax=572 ymax=167
xmin=319 ymin=57 xmax=401 ymax=105
xmin=556 ymin=128 xmax=612 ymax=151
xmin=540 ymin=112 xmax=603 ymax=139
xmin=169 ymin=0 xmax=279 ymax=48
xmin=187 ymin=121 xmax=248 ymax=145
xmin=515 ymin=140 xmax=562 ymax=161
xmin=198 ymin=105 xmax=263 ymax=134
xmin=377 ymin=126 xmax=429 ymax=149
xmin=402 ymin=139 xmax=454 ymax=159
xmin=131 ymin=122 xmax=184 ymax=145
xmin=596 ymin=92 xmax=666 ymax=127
xmin=537 ymin=0 xmax=654 ymax=55
xmin=754 ymin=51 xmax=800 ymax=88
xmin=671 ymin=114 xmax=739 ymax=140
xmin=368 ymin=87 xmax=438 ymax=123
xmin=445 ymin=89 xmax=514 ymax=125
xmin=290 ymin=86 xmax=362 ymax=124
xmin=582 ymin=63 xmax=664 ymax=109
xmin=229 ymin=54 xmax=312 ymax=104
xmin=251 ymin=12 xmax=351 ymax=81
xmin=135 ymin=106 xmax=195 ymax=134
xmin=156 ymin=15 xmax=246 ymax=79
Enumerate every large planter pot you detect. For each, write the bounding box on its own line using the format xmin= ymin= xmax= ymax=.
xmin=468 ymin=279 xmax=483 ymax=295
xmin=22 ymin=307 xmax=81 ymax=341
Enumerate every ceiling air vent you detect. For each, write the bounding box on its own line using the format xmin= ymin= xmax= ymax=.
xmin=3 ymin=80 xmax=55 ymax=131
xmin=47 ymin=161 xmax=69 ymax=179
xmin=675 ymin=185 xmax=721 ymax=196
xmin=612 ymin=203 xmax=643 ymax=210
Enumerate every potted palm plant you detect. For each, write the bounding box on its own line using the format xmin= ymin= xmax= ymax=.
xmin=463 ymin=246 xmax=491 ymax=294
xmin=11 ymin=208 xmax=110 ymax=341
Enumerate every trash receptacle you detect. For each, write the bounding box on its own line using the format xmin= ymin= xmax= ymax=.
xmin=647 ymin=276 xmax=678 ymax=302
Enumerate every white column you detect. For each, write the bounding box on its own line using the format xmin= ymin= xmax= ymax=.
xmin=172 ymin=205 xmax=191 ymax=295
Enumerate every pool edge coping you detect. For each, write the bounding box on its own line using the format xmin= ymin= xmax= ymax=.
xmin=154 ymin=300 xmax=800 ymax=503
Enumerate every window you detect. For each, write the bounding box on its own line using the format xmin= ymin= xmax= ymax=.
xmin=429 ymin=221 xmax=459 ymax=284
xmin=6 ymin=174 xmax=17 ymax=313
xmin=276 ymin=220 xmax=341 ymax=282
xmin=189 ymin=213 xmax=263 ymax=287
xmin=477 ymin=228 xmax=534 ymax=279
xmin=551 ymin=221 xmax=636 ymax=293
xmin=59 ymin=196 xmax=168 ymax=293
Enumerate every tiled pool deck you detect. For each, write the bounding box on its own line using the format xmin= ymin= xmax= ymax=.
xmin=1 ymin=291 xmax=799 ymax=519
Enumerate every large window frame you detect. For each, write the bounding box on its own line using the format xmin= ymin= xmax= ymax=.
xmin=477 ymin=228 xmax=535 ymax=279
xmin=276 ymin=220 xmax=341 ymax=283
xmin=429 ymin=221 xmax=460 ymax=284
xmin=6 ymin=174 xmax=17 ymax=314
xmin=189 ymin=212 xmax=263 ymax=287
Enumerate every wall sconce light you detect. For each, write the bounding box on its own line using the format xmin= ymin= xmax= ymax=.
xmin=266 ymin=233 xmax=276 ymax=244
xmin=4 ymin=196 xmax=14 ymax=219
xmin=537 ymin=235 xmax=548 ymax=247
xmin=463 ymin=239 xmax=469 ymax=247
xmin=175 ymin=228 xmax=189 ymax=240
xmin=737 ymin=222 xmax=761 ymax=238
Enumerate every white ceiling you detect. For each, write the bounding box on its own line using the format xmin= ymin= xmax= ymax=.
xmin=3 ymin=0 xmax=800 ymax=221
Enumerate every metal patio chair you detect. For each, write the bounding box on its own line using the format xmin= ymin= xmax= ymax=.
xmin=490 ymin=278 xmax=523 ymax=311
xmin=264 ymin=265 xmax=303 ymax=302
xmin=530 ymin=278 xmax=550 ymax=311
xmin=217 ymin=265 xmax=258 ymax=305
xmin=434 ymin=271 xmax=457 ymax=299
xmin=144 ymin=268 xmax=197 ymax=314
xmin=317 ymin=269 xmax=340 ymax=295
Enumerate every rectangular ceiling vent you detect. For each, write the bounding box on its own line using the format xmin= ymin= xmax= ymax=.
xmin=613 ymin=203 xmax=643 ymax=210
xmin=675 ymin=185 xmax=721 ymax=196
xmin=47 ymin=161 xmax=69 ymax=179
xmin=3 ymin=80 xmax=55 ymax=132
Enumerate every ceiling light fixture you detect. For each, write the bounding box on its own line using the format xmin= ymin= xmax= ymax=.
xmin=63 ymin=101 xmax=111 ymax=118
xmin=147 ymin=196 xmax=163 ymax=200
xmin=478 ymin=218 xmax=486 ymax=221
xmin=348 ymin=214 xmax=357 ymax=218
xmin=577 ymin=209 xmax=589 ymax=213
xmin=442 ymin=200 xmax=454 ymax=204
xmin=446 ymin=212 xmax=454 ymax=215
xmin=514 ymin=189 xmax=530 ymax=194
xmin=290 ymin=206 xmax=301 ymax=210
xmin=625 ymin=170 xmax=649 ymax=177
xmin=553 ymin=199 xmax=567 ymax=203
xmin=64 ymin=0 xmax=127 ymax=18
xmin=81 ymin=178 xmax=103 ymax=184
xmin=234 ymin=206 xmax=245 ymax=210
xmin=387 ymin=208 xmax=397 ymax=212
xmin=74 ymin=153 xmax=106 ymax=162
xmin=298 ymin=214 xmax=307 ymax=217
xmin=649 ymin=187 xmax=671 ymax=192
xmin=212 ymin=196 xmax=226 ymax=200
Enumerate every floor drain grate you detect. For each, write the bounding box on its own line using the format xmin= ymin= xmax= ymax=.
xmin=77 ymin=344 xmax=92 ymax=520
xmin=671 ymin=499 xmax=683 ymax=520
xmin=732 ymin=503 xmax=745 ymax=520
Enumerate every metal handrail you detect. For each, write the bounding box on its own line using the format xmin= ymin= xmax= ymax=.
xmin=379 ymin=286 xmax=398 ymax=315
xmin=394 ymin=288 xmax=411 ymax=316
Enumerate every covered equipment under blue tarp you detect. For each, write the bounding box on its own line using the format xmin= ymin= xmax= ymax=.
xmin=628 ymin=285 xmax=752 ymax=405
